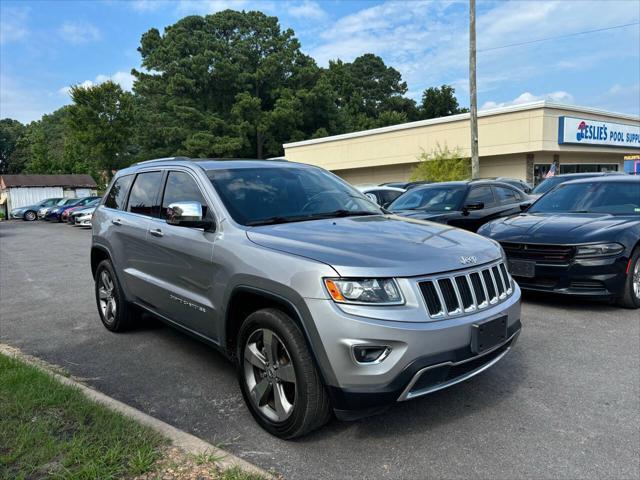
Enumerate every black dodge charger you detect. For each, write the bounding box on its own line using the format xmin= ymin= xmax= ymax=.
xmin=478 ymin=176 xmax=640 ymax=308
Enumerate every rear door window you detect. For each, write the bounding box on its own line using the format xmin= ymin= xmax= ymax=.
xmin=466 ymin=186 xmax=496 ymax=208
xmin=104 ymin=175 xmax=133 ymax=210
xmin=493 ymin=186 xmax=519 ymax=205
xmin=126 ymin=171 xmax=163 ymax=217
xmin=380 ymin=189 xmax=403 ymax=205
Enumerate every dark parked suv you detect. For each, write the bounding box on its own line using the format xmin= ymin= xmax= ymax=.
xmin=91 ymin=158 xmax=522 ymax=438
xmin=389 ymin=180 xmax=531 ymax=232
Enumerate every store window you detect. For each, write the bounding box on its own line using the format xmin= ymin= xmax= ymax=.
xmin=533 ymin=163 xmax=619 ymax=185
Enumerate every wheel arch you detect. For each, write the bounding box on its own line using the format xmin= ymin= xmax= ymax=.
xmin=90 ymin=245 xmax=112 ymax=279
xmin=224 ymin=285 xmax=338 ymax=387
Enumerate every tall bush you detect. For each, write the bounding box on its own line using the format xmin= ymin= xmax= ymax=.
xmin=410 ymin=144 xmax=470 ymax=182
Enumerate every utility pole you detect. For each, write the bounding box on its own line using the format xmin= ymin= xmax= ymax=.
xmin=469 ymin=0 xmax=480 ymax=179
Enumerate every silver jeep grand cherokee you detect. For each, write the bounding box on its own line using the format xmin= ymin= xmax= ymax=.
xmin=91 ymin=158 xmax=522 ymax=439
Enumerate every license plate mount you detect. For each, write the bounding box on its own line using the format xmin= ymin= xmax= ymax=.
xmin=471 ymin=315 xmax=508 ymax=354
xmin=508 ymin=259 xmax=535 ymax=278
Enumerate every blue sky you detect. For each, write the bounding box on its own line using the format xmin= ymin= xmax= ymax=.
xmin=1 ymin=0 xmax=639 ymax=124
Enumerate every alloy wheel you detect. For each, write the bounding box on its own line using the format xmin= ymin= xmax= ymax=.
xmin=25 ymin=211 xmax=36 ymax=221
xmin=98 ymin=270 xmax=117 ymax=324
xmin=243 ymin=328 xmax=297 ymax=422
xmin=633 ymin=258 xmax=640 ymax=300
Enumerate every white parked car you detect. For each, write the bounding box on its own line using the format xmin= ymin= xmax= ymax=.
xmin=70 ymin=205 xmax=97 ymax=226
xmin=356 ymin=185 xmax=405 ymax=208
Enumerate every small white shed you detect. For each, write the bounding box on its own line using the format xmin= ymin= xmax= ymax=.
xmin=0 ymin=174 xmax=98 ymax=216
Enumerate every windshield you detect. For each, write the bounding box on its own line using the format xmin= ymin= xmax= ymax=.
xmin=529 ymin=181 xmax=640 ymax=215
xmin=207 ymin=167 xmax=382 ymax=226
xmin=389 ymin=186 xmax=466 ymax=212
xmin=532 ymin=176 xmax=572 ymax=195
xmin=56 ymin=198 xmax=76 ymax=206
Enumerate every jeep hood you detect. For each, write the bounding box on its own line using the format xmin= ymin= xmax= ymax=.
xmin=480 ymin=212 xmax=639 ymax=243
xmin=246 ymin=214 xmax=501 ymax=277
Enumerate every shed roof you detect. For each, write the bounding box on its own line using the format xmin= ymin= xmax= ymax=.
xmin=0 ymin=174 xmax=97 ymax=188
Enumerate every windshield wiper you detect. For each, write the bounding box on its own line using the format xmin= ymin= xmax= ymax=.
xmin=246 ymin=216 xmax=301 ymax=226
xmin=305 ymin=209 xmax=380 ymax=219
xmin=246 ymin=210 xmax=380 ymax=226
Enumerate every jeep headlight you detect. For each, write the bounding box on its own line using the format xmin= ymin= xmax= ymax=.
xmin=575 ymin=242 xmax=624 ymax=258
xmin=324 ymin=278 xmax=404 ymax=305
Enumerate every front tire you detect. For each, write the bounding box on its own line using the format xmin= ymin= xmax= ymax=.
xmin=237 ymin=308 xmax=331 ymax=439
xmin=94 ymin=259 xmax=136 ymax=331
xmin=24 ymin=210 xmax=36 ymax=221
xmin=618 ymin=247 xmax=640 ymax=309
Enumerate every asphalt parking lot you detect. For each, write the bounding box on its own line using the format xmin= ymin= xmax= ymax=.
xmin=1 ymin=220 xmax=638 ymax=479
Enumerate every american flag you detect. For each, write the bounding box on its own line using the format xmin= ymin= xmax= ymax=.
xmin=545 ymin=163 xmax=557 ymax=178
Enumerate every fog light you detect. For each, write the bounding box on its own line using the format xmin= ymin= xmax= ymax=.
xmin=353 ymin=345 xmax=391 ymax=364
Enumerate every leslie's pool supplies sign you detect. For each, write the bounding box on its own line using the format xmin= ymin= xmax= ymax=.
xmin=558 ymin=116 xmax=640 ymax=148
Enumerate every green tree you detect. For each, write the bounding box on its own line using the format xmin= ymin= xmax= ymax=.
xmin=23 ymin=107 xmax=72 ymax=174
xmin=0 ymin=118 xmax=27 ymax=173
xmin=410 ymin=144 xmax=470 ymax=182
xmin=66 ymin=81 xmax=135 ymax=177
xmin=324 ymin=54 xmax=418 ymax=131
xmin=133 ymin=10 xmax=333 ymax=159
xmin=420 ymin=85 xmax=468 ymax=120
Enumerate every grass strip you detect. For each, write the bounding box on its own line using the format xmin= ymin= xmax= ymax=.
xmin=0 ymin=352 xmax=166 ymax=479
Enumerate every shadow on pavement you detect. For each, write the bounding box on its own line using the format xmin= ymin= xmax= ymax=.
xmin=521 ymin=289 xmax=619 ymax=312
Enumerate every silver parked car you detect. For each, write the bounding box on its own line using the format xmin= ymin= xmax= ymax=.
xmin=91 ymin=158 xmax=522 ymax=438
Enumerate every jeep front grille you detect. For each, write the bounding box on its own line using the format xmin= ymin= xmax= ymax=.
xmin=418 ymin=261 xmax=513 ymax=319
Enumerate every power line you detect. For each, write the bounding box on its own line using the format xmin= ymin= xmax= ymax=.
xmin=479 ymin=22 xmax=639 ymax=53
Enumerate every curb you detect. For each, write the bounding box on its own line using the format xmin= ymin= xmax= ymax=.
xmin=0 ymin=343 xmax=273 ymax=479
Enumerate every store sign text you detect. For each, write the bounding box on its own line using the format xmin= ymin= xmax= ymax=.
xmin=558 ymin=116 xmax=640 ymax=148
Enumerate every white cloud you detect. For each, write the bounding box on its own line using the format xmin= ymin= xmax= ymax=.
xmin=481 ymin=91 xmax=575 ymax=110
xmin=97 ymin=71 xmax=135 ymax=91
xmin=177 ymin=0 xmax=249 ymax=14
xmin=130 ymin=0 xmax=168 ymax=12
xmin=289 ymin=1 xmax=327 ymax=20
xmin=0 ymin=6 xmax=29 ymax=44
xmin=59 ymin=71 xmax=135 ymax=96
xmin=594 ymin=82 xmax=640 ymax=115
xmin=58 ymin=21 xmax=101 ymax=44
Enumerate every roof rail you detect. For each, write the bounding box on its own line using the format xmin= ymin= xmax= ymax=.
xmin=134 ymin=156 xmax=191 ymax=166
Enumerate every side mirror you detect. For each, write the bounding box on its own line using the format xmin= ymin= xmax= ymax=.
xmin=520 ymin=202 xmax=532 ymax=211
xmin=166 ymin=202 xmax=212 ymax=229
xmin=464 ymin=202 xmax=484 ymax=211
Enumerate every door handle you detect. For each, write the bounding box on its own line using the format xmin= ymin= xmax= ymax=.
xmin=111 ymin=218 xmax=122 ymax=226
xmin=149 ymin=228 xmax=164 ymax=238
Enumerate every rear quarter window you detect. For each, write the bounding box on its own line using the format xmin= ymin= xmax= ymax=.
xmin=127 ymin=171 xmax=163 ymax=217
xmin=104 ymin=174 xmax=133 ymax=210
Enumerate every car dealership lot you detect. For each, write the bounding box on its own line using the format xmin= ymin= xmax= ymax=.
xmin=1 ymin=221 xmax=638 ymax=479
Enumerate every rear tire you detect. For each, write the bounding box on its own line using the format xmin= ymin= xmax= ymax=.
xmin=617 ymin=247 xmax=640 ymax=309
xmin=24 ymin=210 xmax=36 ymax=221
xmin=94 ymin=259 xmax=136 ymax=331
xmin=237 ymin=308 xmax=331 ymax=439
